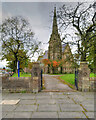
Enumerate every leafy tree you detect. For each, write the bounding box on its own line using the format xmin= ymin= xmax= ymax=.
xmin=42 ymin=59 xmax=51 ymax=66
xmin=58 ymin=2 xmax=96 ymax=62
xmin=6 ymin=49 xmax=30 ymax=72
xmin=0 ymin=16 xmax=41 ymax=72
xmin=27 ymin=62 xmax=34 ymax=70
xmin=86 ymin=29 xmax=96 ymax=73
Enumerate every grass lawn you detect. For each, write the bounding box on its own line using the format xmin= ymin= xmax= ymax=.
xmin=60 ymin=74 xmax=75 ymax=85
xmin=50 ymin=74 xmax=63 ymax=75
xmin=12 ymin=72 xmax=31 ymax=77
xmin=90 ymin=73 xmax=96 ymax=77
xmin=60 ymin=73 xmax=96 ymax=86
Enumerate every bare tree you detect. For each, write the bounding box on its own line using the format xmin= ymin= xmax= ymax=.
xmin=57 ymin=2 xmax=96 ymax=62
xmin=0 ymin=16 xmax=41 ymax=71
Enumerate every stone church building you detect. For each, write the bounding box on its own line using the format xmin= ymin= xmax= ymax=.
xmin=39 ymin=7 xmax=74 ymax=74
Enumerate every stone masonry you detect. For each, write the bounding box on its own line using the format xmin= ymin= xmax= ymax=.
xmin=78 ymin=62 xmax=90 ymax=92
xmin=30 ymin=62 xmax=41 ymax=93
xmin=40 ymin=7 xmax=74 ymax=74
xmin=2 ymin=62 xmax=42 ymax=93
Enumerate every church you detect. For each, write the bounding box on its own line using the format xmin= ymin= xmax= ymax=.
xmin=39 ymin=7 xmax=74 ymax=74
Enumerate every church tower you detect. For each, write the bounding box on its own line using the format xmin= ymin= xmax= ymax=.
xmin=39 ymin=7 xmax=74 ymax=74
xmin=48 ymin=7 xmax=62 ymax=61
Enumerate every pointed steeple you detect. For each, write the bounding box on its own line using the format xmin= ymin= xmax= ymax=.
xmin=52 ymin=6 xmax=58 ymax=34
xmin=48 ymin=6 xmax=62 ymax=61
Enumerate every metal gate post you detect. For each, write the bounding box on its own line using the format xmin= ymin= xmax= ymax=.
xmin=75 ymin=68 xmax=78 ymax=90
xmin=41 ymin=69 xmax=43 ymax=89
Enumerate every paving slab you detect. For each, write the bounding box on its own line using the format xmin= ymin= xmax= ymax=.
xmin=58 ymin=112 xmax=86 ymax=118
xmin=38 ymin=104 xmax=60 ymax=112
xmin=3 ymin=96 xmax=21 ymax=100
xmin=2 ymin=91 xmax=95 ymax=119
xmin=51 ymin=94 xmax=68 ymax=99
xmin=37 ymin=99 xmax=56 ymax=105
xmin=3 ymin=93 xmax=22 ymax=100
xmin=18 ymin=100 xmax=36 ymax=105
xmin=56 ymin=98 xmax=74 ymax=104
xmin=68 ymin=94 xmax=86 ymax=103
xmin=80 ymin=99 xmax=94 ymax=105
xmin=21 ymin=94 xmax=35 ymax=100
xmin=85 ymin=112 xmax=95 ymax=118
xmin=31 ymin=112 xmax=58 ymax=118
xmin=14 ymin=105 xmax=37 ymax=112
xmin=82 ymin=104 xmax=94 ymax=112
xmin=2 ymin=105 xmax=17 ymax=112
xmin=2 ymin=93 xmax=9 ymax=100
xmin=2 ymin=112 xmax=7 ymax=118
xmin=35 ymin=95 xmax=51 ymax=99
xmin=35 ymin=92 xmax=51 ymax=96
xmin=60 ymin=104 xmax=84 ymax=112
xmin=4 ymin=111 xmax=32 ymax=118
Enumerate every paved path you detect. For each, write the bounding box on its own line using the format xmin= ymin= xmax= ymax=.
xmin=1 ymin=92 xmax=95 ymax=119
xmin=43 ymin=74 xmax=73 ymax=91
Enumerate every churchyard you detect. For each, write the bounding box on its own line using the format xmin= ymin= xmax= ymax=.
xmin=0 ymin=1 xmax=96 ymax=119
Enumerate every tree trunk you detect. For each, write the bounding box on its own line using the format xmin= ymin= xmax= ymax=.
xmin=13 ymin=54 xmax=18 ymax=73
xmin=81 ymin=51 xmax=86 ymax=61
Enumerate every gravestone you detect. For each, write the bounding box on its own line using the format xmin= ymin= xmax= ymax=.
xmin=78 ymin=62 xmax=90 ymax=92
xmin=30 ymin=62 xmax=41 ymax=93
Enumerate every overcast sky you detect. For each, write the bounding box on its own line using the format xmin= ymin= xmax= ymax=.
xmin=0 ymin=1 xmax=93 ymax=67
xmin=0 ymin=2 xmax=69 ymax=67
xmin=2 ymin=2 xmax=66 ymax=49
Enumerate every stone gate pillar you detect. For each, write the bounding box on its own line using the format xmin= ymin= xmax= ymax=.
xmin=78 ymin=62 xmax=90 ymax=92
xmin=30 ymin=62 xmax=41 ymax=93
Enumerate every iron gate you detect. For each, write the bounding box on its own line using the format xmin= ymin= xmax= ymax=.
xmin=41 ymin=69 xmax=43 ymax=89
xmin=75 ymin=68 xmax=78 ymax=90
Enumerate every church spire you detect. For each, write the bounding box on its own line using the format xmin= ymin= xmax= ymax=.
xmin=48 ymin=6 xmax=62 ymax=62
xmin=52 ymin=6 xmax=58 ymax=34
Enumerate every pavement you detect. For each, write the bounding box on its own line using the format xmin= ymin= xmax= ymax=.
xmin=1 ymin=91 xmax=95 ymax=119
xmin=1 ymin=74 xmax=95 ymax=119
xmin=43 ymin=74 xmax=73 ymax=91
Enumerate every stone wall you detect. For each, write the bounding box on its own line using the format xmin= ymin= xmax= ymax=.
xmin=2 ymin=76 xmax=31 ymax=92
xmin=2 ymin=62 xmax=42 ymax=93
xmin=62 ymin=67 xmax=74 ymax=73
xmin=78 ymin=62 xmax=96 ymax=92
xmin=30 ymin=63 xmax=41 ymax=93
xmin=89 ymin=77 xmax=96 ymax=91
xmin=78 ymin=62 xmax=90 ymax=92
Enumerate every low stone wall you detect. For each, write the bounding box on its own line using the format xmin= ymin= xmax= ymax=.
xmin=2 ymin=74 xmax=9 ymax=81
xmin=62 ymin=67 xmax=74 ymax=73
xmin=2 ymin=62 xmax=42 ymax=93
xmin=2 ymin=76 xmax=31 ymax=92
xmin=89 ymin=77 xmax=96 ymax=92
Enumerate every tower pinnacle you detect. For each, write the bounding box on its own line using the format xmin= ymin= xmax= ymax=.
xmin=52 ymin=6 xmax=58 ymax=34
